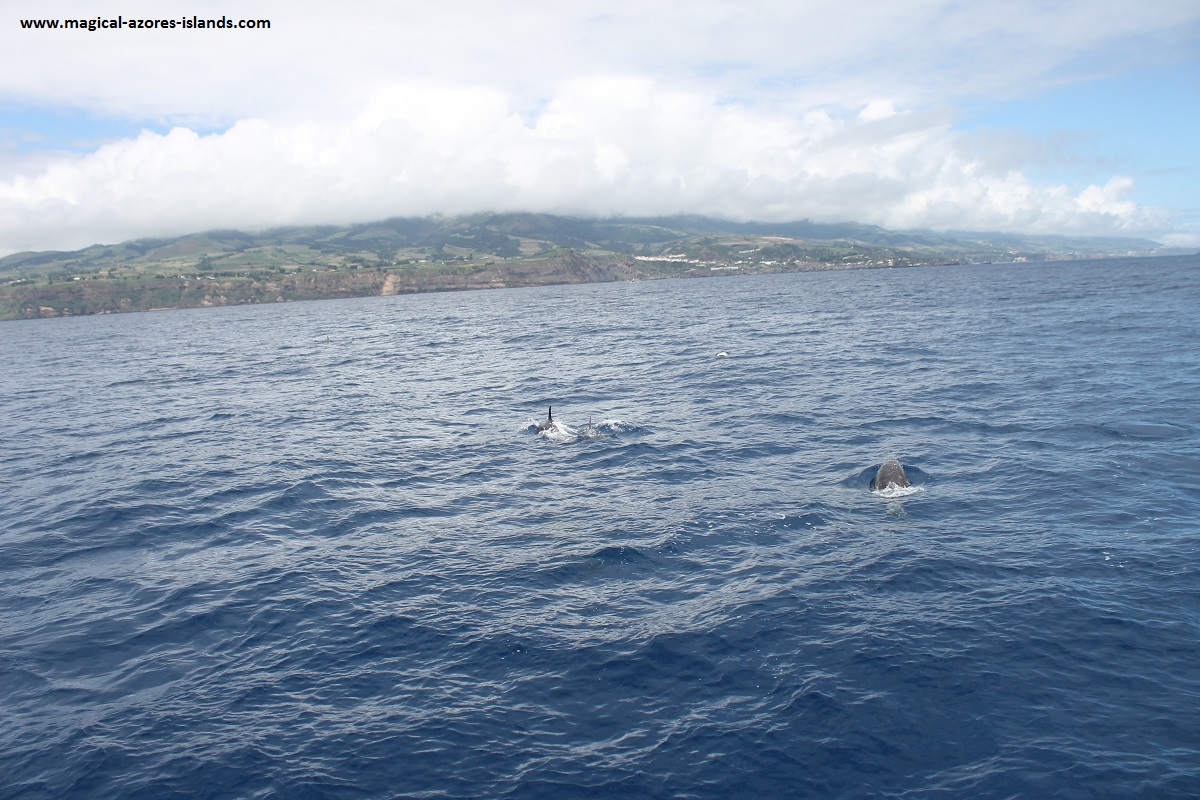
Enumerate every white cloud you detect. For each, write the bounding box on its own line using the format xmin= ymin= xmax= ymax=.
xmin=1160 ymin=232 xmax=1200 ymax=248
xmin=6 ymin=0 xmax=1195 ymax=119
xmin=0 ymin=78 xmax=1175 ymax=253
xmin=1 ymin=0 xmax=1197 ymax=252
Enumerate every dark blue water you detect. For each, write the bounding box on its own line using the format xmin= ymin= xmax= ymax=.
xmin=3 ymin=255 xmax=1199 ymax=799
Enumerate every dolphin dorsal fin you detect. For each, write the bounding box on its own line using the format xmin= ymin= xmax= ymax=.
xmin=547 ymin=406 xmax=552 ymax=422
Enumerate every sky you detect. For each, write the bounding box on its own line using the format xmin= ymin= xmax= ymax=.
xmin=1 ymin=0 xmax=1197 ymax=256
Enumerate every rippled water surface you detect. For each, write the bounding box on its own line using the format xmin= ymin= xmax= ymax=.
xmin=3 ymin=256 xmax=1200 ymax=798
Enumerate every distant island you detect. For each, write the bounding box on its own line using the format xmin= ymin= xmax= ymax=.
xmin=0 ymin=212 xmax=1178 ymax=320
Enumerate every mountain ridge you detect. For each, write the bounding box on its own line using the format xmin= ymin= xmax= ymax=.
xmin=0 ymin=212 xmax=1179 ymax=320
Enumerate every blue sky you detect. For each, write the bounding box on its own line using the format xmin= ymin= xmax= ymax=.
xmin=959 ymin=67 xmax=1199 ymax=227
xmin=1 ymin=0 xmax=1197 ymax=255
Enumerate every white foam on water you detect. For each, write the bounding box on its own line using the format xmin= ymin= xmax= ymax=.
xmin=873 ymin=483 xmax=925 ymax=499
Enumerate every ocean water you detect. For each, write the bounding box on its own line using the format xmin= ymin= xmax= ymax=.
xmin=2 ymin=255 xmax=1199 ymax=799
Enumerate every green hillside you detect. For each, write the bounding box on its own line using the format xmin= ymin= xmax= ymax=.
xmin=0 ymin=213 xmax=1171 ymax=320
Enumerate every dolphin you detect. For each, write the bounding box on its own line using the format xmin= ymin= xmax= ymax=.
xmin=536 ymin=406 xmax=555 ymax=433
xmin=870 ymin=457 xmax=910 ymax=491
xmin=580 ymin=415 xmax=601 ymax=437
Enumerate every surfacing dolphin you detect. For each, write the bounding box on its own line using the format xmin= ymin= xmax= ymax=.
xmin=536 ymin=406 xmax=555 ymax=433
xmin=870 ymin=457 xmax=910 ymax=491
